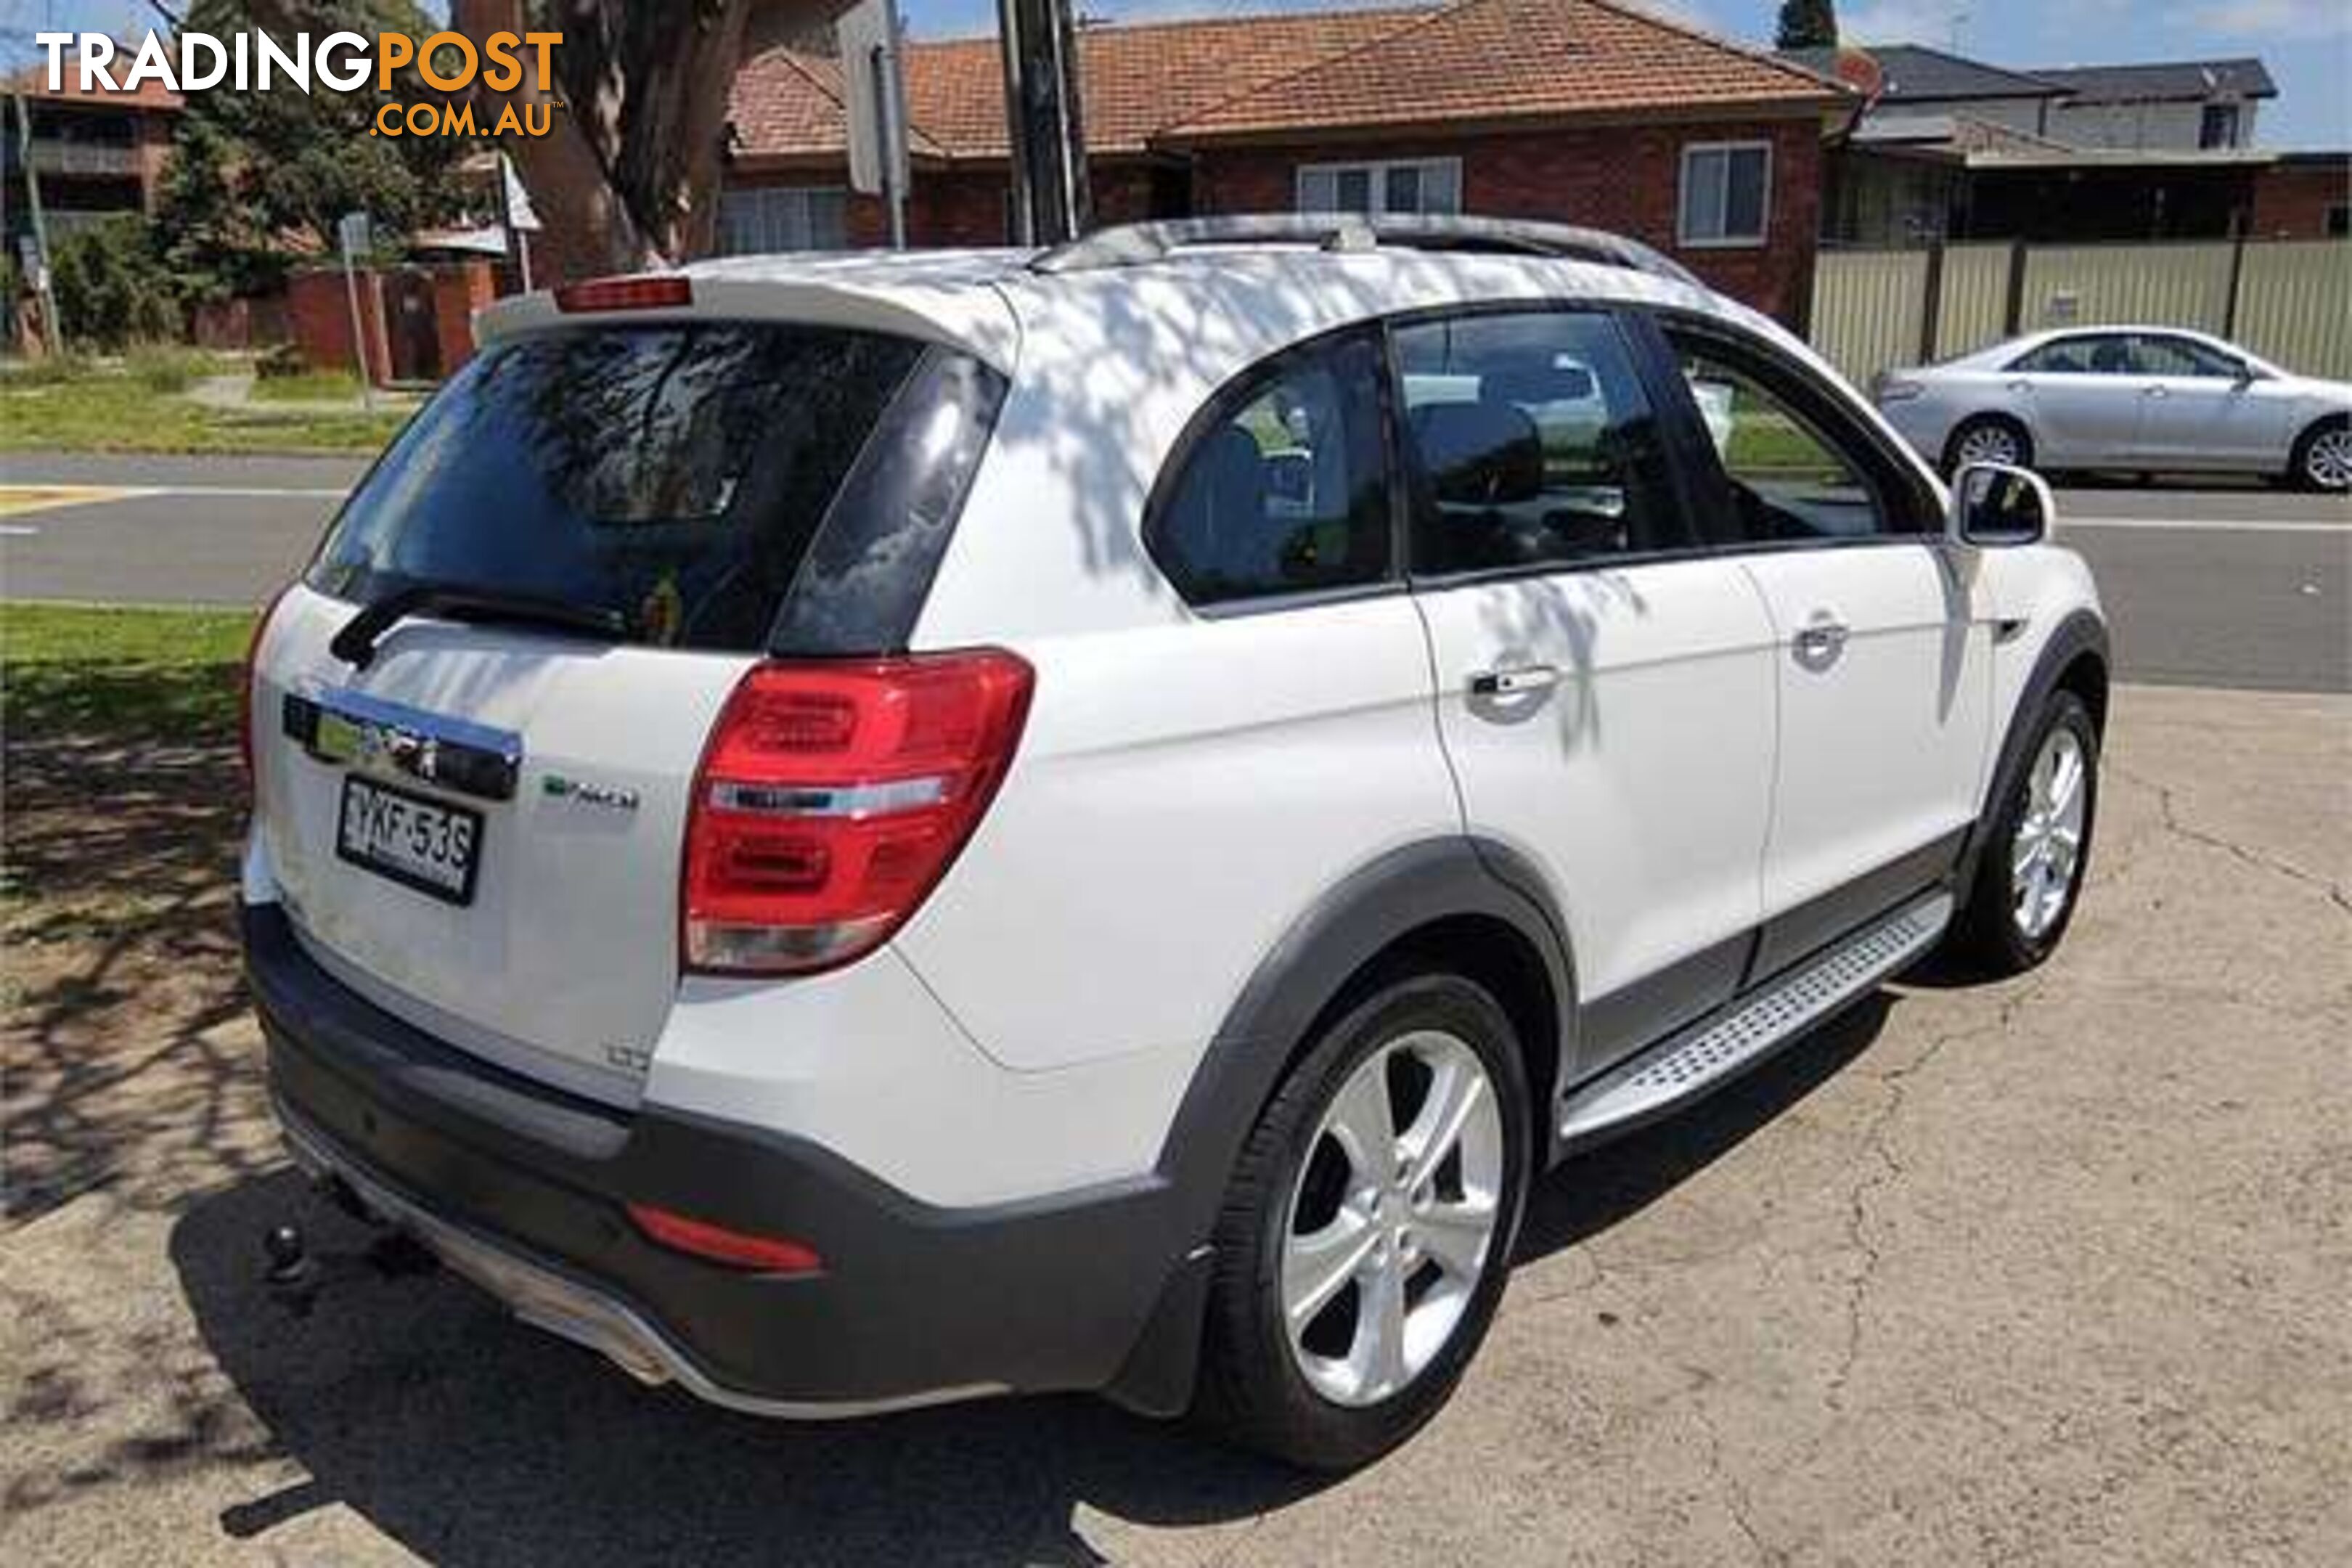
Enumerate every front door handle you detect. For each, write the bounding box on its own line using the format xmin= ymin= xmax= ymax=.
xmin=1792 ymin=618 xmax=1850 ymax=669
xmin=1469 ymin=664 xmax=1560 ymax=697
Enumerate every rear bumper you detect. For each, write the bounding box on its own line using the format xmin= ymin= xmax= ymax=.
xmin=243 ymin=901 xmax=1199 ymax=1416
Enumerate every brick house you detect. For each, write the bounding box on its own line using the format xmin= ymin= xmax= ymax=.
xmin=724 ymin=0 xmax=1852 ymax=322
xmin=1 ymin=60 xmax=183 ymax=249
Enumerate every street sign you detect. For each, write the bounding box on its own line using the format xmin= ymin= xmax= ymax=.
xmin=336 ymin=211 xmax=376 ymax=407
xmin=838 ymin=0 xmax=910 ymax=217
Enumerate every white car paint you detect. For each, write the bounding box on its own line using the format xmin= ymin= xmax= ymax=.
xmin=247 ymin=238 xmax=2102 ymax=1208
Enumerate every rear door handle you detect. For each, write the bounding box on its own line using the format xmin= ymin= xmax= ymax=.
xmin=1469 ymin=665 xmax=1560 ymax=697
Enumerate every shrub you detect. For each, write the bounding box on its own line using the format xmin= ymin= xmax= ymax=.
xmin=49 ymin=217 xmax=183 ymax=351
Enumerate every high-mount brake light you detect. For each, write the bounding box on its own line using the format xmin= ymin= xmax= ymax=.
xmin=554 ymin=276 xmax=693 ymax=314
xmin=682 ymin=650 xmax=1034 ymax=976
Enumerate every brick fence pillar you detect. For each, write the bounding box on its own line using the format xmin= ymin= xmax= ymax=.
xmin=430 ymin=261 xmax=497 ymax=380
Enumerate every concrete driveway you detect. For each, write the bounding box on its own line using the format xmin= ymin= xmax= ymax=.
xmin=3 ymin=682 xmax=2346 ymax=1566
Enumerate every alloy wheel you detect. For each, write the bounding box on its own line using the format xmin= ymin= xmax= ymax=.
xmin=2305 ymin=427 xmax=2352 ymax=491
xmin=1956 ymin=422 xmax=2022 ymax=467
xmin=2012 ymin=727 xmax=2088 ymax=939
xmin=1281 ymin=1030 xmax=1504 ymax=1408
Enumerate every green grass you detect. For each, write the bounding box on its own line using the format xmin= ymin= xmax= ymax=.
xmin=0 ymin=367 xmax=407 ymax=455
xmin=123 ymin=345 xmax=227 ymax=395
xmin=1 ymin=603 xmax=256 ymax=740
xmin=1723 ymin=409 xmax=1850 ymax=483
xmin=248 ymin=369 xmax=367 ymax=404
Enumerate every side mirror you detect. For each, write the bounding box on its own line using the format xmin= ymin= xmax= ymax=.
xmin=1948 ymin=461 xmax=2054 ymax=547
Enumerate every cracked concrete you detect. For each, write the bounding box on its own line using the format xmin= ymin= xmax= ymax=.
xmin=4 ymin=684 xmax=2347 ymax=1567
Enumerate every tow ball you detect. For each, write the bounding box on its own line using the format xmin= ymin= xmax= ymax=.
xmin=260 ymin=1183 xmax=439 ymax=1318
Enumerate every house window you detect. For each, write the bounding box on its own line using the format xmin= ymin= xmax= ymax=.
xmin=1678 ymin=142 xmax=1771 ymax=248
xmin=718 ymin=187 xmax=849 ymax=254
xmin=1297 ymin=158 xmax=1462 ymax=217
xmin=2328 ymin=204 xmax=2351 ymax=239
xmin=2200 ymin=103 xmax=2241 ymax=150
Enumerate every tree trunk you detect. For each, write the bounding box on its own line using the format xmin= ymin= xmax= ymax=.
xmin=454 ymin=1 xmax=856 ymax=277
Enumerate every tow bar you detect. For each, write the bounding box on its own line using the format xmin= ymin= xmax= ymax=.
xmin=261 ymin=1177 xmax=439 ymax=1318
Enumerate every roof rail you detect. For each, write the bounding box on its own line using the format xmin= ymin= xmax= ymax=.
xmin=1029 ymin=213 xmax=1699 ymax=287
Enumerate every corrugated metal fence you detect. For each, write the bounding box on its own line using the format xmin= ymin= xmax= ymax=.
xmin=1811 ymin=239 xmax=2352 ymax=386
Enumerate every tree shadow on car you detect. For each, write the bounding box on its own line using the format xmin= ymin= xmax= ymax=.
xmin=162 ymin=995 xmax=1892 ymax=1566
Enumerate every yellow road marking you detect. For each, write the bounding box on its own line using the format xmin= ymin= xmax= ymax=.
xmin=0 ymin=485 xmax=152 ymax=518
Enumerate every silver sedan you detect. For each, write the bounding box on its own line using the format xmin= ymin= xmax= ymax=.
xmin=1874 ymin=327 xmax=2352 ymax=491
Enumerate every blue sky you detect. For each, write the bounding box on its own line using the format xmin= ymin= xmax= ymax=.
xmin=12 ymin=0 xmax=2348 ymax=145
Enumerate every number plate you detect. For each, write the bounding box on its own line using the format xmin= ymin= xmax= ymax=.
xmin=337 ymin=775 xmax=483 ymax=905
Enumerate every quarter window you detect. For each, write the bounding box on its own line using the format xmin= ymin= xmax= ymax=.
xmin=1392 ymin=311 xmax=1681 ymax=574
xmin=1297 ymin=159 xmax=1463 ymax=217
xmin=1678 ymin=143 xmax=1771 ymax=247
xmin=1668 ymin=330 xmax=1916 ymax=544
xmin=1148 ymin=332 xmax=1393 ymax=608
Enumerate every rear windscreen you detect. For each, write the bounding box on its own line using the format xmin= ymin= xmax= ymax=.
xmin=307 ymin=322 xmax=992 ymax=653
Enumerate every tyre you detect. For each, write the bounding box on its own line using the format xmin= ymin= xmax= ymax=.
xmin=1193 ymin=973 xmax=1532 ymax=1471
xmin=1948 ymin=690 xmax=2099 ymax=976
xmin=2290 ymin=417 xmax=2351 ymax=493
xmin=1944 ymin=415 xmax=2034 ymax=475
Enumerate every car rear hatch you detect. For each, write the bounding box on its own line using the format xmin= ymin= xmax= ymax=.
xmin=249 ymin=293 xmax=1008 ymax=1106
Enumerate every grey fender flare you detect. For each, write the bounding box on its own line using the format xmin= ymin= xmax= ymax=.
xmin=1954 ymin=608 xmax=2110 ymax=894
xmin=1103 ymin=836 xmax=1577 ymax=1415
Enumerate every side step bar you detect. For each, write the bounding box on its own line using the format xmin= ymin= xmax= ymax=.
xmin=1556 ymin=891 xmax=1954 ymax=1151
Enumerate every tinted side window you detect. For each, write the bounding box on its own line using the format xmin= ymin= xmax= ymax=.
xmin=1148 ymin=331 xmax=1392 ymax=608
xmin=2013 ymin=335 xmax=2133 ymax=375
xmin=1669 ymin=330 xmax=1921 ymax=544
xmin=1392 ymin=311 xmax=1681 ymax=574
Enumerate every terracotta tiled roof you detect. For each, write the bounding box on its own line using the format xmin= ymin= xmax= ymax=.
xmin=729 ymin=0 xmax=1835 ymax=164
xmin=730 ymin=44 xmax=949 ymax=161
xmin=904 ymin=6 xmax=1430 ymax=158
xmin=1165 ymin=0 xmax=1846 ymax=139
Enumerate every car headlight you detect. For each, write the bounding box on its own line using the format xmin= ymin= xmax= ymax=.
xmin=1875 ymin=376 xmax=1926 ymax=404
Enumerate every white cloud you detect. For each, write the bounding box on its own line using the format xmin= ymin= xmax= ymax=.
xmin=2171 ymin=0 xmax=2345 ymax=38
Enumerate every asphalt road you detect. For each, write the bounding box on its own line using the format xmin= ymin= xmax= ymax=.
xmin=2 ymin=452 xmax=2345 ymax=692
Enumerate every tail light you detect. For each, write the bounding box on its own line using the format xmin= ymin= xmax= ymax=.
xmin=240 ymin=584 xmax=293 ymax=788
xmin=682 ymin=650 xmax=1034 ymax=975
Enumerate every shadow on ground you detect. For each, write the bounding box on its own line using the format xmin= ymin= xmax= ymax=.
xmin=1 ymin=732 xmax=268 ymax=1224
xmin=148 ymin=999 xmax=1891 ymax=1567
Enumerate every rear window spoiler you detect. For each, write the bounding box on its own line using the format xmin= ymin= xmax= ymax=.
xmin=478 ymin=275 xmax=1021 ymax=375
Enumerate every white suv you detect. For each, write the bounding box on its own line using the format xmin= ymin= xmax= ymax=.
xmin=242 ymin=216 xmax=2108 ymax=1471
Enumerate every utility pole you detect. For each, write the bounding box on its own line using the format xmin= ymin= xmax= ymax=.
xmin=12 ymin=91 xmax=62 ymax=356
xmin=997 ymin=0 xmax=1090 ymax=245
